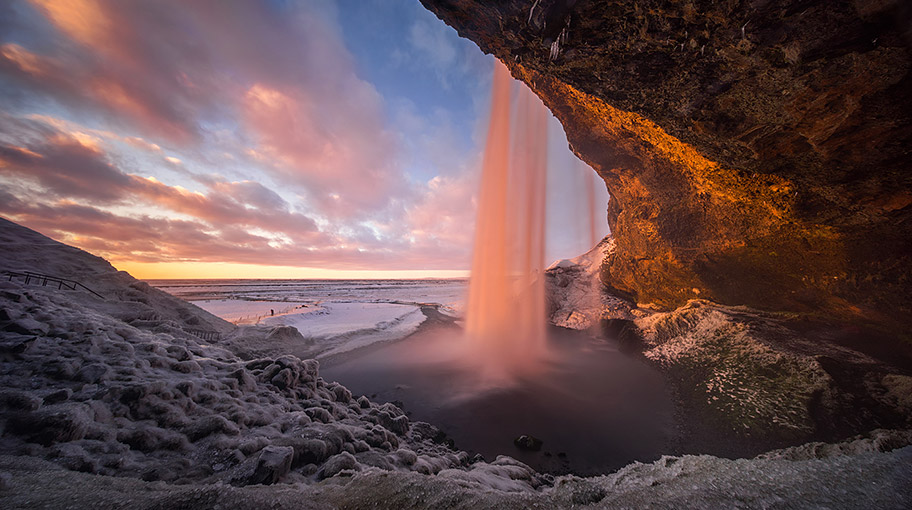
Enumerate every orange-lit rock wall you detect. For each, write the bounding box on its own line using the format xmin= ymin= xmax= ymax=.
xmin=422 ymin=0 xmax=912 ymax=335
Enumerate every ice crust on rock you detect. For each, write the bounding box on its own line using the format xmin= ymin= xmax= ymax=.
xmin=633 ymin=299 xmax=912 ymax=443
xmin=545 ymin=236 xmax=633 ymax=330
xmin=635 ymin=300 xmax=831 ymax=437
xmin=1 ymin=433 xmax=910 ymax=508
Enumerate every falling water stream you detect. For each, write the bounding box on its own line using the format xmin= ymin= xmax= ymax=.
xmin=323 ymin=60 xmax=675 ymax=475
xmin=464 ymin=60 xmax=550 ymax=381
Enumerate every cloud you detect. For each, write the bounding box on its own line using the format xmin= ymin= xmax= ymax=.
xmin=408 ymin=14 xmax=458 ymax=89
xmin=0 ymin=36 xmax=198 ymax=142
xmin=28 ymin=0 xmax=112 ymax=49
xmin=405 ymin=173 xmax=477 ymax=250
xmin=123 ymin=137 xmax=161 ymax=153
xmin=0 ymin=43 xmax=51 ymax=76
xmin=0 ymin=105 xmax=482 ymax=270
xmin=241 ymin=82 xmax=402 ymax=217
xmin=0 ymin=113 xmax=477 ymax=270
xmin=0 ymin=196 xmax=468 ymax=270
xmin=0 ymin=0 xmax=495 ymax=272
xmin=3 ymin=0 xmax=413 ymax=220
xmin=0 ymin=115 xmax=327 ymax=242
xmin=130 ymin=175 xmax=325 ymax=243
xmin=0 ymin=129 xmax=133 ymax=201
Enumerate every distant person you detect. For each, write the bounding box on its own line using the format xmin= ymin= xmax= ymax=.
xmin=270 ymin=309 xmax=274 ymax=316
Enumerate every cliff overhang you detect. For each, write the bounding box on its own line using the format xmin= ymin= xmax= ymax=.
xmin=421 ymin=0 xmax=912 ymax=337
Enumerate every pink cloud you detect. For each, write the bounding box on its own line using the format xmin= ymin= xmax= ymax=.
xmin=7 ymin=1 xmax=409 ymax=219
xmin=0 ymin=130 xmax=133 ymax=201
xmin=0 ymin=39 xmax=197 ymax=143
xmin=242 ymin=83 xmax=401 ymax=217
xmin=0 ymin=116 xmax=474 ymax=270
xmin=0 ymin=198 xmax=466 ymax=270
xmin=0 ymin=43 xmax=52 ymax=76
xmin=0 ymin=1 xmax=489 ymax=272
xmin=0 ymin=118 xmax=327 ymax=246
xmin=130 ymin=175 xmax=325 ymax=244
xmin=405 ymin=174 xmax=477 ymax=252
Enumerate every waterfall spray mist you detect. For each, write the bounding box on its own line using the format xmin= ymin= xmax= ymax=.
xmin=465 ymin=60 xmax=550 ymax=381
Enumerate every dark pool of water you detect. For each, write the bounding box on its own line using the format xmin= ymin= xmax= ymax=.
xmin=322 ymin=325 xmax=676 ymax=476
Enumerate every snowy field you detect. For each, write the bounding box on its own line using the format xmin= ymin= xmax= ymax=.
xmin=150 ymin=279 xmax=467 ymax=358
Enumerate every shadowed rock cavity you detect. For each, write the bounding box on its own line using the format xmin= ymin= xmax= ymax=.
xmin=420 ymin=0 xmax=912 ymax=341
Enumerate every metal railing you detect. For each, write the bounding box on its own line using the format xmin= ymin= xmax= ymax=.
xmin=3 ymin=270 xmax=104 ymax=299
xmin=186 ymin=329 xmax=220 ymax=342
xmin=3 ymin=269 xmax=225 ymax=343
xmin=233 ymin=303 xmax=303 ymax=325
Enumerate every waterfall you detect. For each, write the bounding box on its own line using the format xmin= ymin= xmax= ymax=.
xmin=464 ymin=60 xmax=550 ymax=380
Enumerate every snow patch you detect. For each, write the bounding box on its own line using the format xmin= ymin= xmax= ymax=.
xmin=635 ymin=300 xmax=833 ymax=438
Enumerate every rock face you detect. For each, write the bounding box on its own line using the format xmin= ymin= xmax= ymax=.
xmin=545 ymin=236 xmax=634 ymax=330
xmin=634 ymin=300 xmax=912 ymax=452
xmin=420 ymin=0 xmax=912 ymax=336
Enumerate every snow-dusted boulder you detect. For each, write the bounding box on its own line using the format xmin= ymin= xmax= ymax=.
xmin=545 ymin=236 xmax=633 ymax=330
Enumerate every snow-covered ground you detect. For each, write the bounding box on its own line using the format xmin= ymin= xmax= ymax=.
xmin=152 ymin=279 xmax=466 ymax=321
xmin=151 ymin=279 xmax=466 ymax=358
xmin=2 ymin=217 xmax=911 ymax=508
xmin=262 ymin=302 xmax=426 ymax=358
xmin=186 ymin=299 xmax=303 ymax=324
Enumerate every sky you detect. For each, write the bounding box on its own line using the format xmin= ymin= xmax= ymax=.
xmin=0 ymin=0 xmax=609 ymax=279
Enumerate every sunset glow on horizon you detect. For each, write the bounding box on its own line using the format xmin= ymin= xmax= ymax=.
xmin=115 ymin=260 xmax=469 ymax=281
xmin=0 ymin=0 xmax=609 ymax=279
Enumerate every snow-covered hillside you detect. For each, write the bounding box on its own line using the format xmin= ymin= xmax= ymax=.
xmin=0 ymin=218 xmax=541 ymax=488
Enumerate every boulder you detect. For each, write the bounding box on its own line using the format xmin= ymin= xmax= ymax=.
xmin=513 ymin=435 xmax=543 ymax=452
xmin=318 ymin=452 xmax=360 ymax=479
xmin=247 ymin=445 xmax=294 ymax=485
